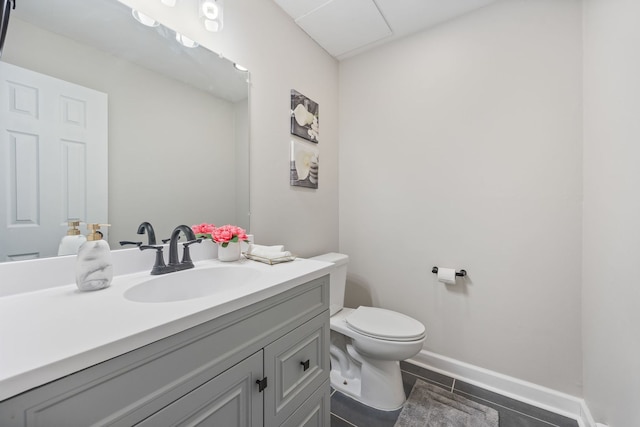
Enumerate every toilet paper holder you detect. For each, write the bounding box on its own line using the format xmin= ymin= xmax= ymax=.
xmin=432 ymin=266 xmax=467 ymax=277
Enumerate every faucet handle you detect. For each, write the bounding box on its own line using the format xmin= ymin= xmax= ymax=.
xmin=139 ymin=244 xmax=163 ymax=251
xmin=180 ymin=239 xmax=202 ymax=267
xmin=119 ymin=240 xmax=142 ymax=247
xmin=139 ymin=245 xmax=170 ymax=275
xmin=183 ymin=238 xmax=203 ymax=247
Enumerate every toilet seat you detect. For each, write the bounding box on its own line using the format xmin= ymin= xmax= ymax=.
xmin=345 ymin=306 xmax=425 ymax=342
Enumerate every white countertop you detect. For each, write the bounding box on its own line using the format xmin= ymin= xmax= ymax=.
xmin=0 ymin=257 xmax=333 ymax=402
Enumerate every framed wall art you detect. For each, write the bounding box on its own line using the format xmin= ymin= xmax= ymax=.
xmin=290 ymin=89 xmax=319 ymax=143
xmin=290 ymin=140 xmax=319 ymax=189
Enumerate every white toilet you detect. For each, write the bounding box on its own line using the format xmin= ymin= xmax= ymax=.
xmin=310 ymin=253 xmax=426 ymax=411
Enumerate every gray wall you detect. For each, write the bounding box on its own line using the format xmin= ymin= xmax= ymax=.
xmin=583 ymin=0 xmax=640 ymax=425
xmin=339 ymin=0 xmax=583 ymax=396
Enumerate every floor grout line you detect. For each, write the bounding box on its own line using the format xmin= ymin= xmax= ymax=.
xmin=453 ymin=388 xmax=562 ymax=427
xmin=400 ymin=369 xmax=453 ymax=392
xmin=331 ymin=412 xmax=359 ymax=427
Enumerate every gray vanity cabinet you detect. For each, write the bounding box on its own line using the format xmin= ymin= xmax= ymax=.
xmin=0 ymin=275 xmax=330 ymax=427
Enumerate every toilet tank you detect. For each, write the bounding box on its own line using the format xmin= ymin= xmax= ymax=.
xmin=309 ymin=253 xmax=349 ymax=316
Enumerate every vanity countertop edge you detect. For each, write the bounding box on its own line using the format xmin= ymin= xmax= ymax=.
xmin=0 ymin=257 xmax=333 ymax=402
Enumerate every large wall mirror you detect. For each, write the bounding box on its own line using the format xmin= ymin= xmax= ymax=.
xmin=0 ymin=0 xmax=250 ymax=263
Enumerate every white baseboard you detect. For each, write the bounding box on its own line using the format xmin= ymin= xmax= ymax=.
xmin=407 ymin=350 xmax=595 ymax=427
xmin=581 ymin=400 xmax=598 ymax=427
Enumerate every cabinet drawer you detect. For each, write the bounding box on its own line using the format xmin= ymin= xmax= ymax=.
xmin=264 ymin=312 xmax=329 ymax=426
xmin=279 ymin=380 xmax=330 ymax=427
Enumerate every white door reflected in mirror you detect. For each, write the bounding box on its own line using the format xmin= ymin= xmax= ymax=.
xmin=0 ymin=62 xmax=108 ymax=262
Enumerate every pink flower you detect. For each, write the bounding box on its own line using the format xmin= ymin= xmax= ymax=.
xmin=192 ymin=223 xmax=216 ymax=238
xmin=212 ymin=224 xmax=249 ymax=246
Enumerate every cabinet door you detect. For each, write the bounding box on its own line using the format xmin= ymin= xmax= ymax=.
xmin=280 ymin=380 xmax=330 ymax=427
xmin=136 ymin=351 xmax=263 ymax=427
xmin=264 ymin=313 xmax=329 ymax=426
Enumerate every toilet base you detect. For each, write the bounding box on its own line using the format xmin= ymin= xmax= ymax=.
xmin=330 ymin=370 xmax=362 ymax=402
xmin=330 ymin=346 xmax=407 ymax=411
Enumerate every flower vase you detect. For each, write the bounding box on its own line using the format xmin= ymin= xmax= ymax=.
xmin=201 ymin=238 xmax=218 ymax=259
xmin=217 ymin=241 xmax=241 ymax=262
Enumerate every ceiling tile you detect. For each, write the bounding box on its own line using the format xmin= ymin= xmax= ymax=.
xmin=272 ymin=0 xmax=331 ymax=20
xmin=295 ymin=0 xmax=392 ymax=58
xmin=376 ymin=0 xmax=497 ymax=36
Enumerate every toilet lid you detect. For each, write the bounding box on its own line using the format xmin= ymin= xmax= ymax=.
xmin=345 ymin=306 xmax=425 ymax=341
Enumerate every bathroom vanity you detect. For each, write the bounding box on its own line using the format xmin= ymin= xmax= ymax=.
xmin=0 ymin=257 xmax=332 ymax=426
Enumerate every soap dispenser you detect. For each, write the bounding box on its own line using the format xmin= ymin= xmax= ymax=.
xmin=57 ymin=220 xmax=87 ymax=256
xmin=76 ymin=223 xmax=113 ymax=291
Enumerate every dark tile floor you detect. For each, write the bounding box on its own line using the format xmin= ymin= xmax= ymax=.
xmin=330 ymin=361 xmax=579 ymax=427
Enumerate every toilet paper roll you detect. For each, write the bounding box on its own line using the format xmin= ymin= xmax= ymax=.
xmin=437 ymin=268 xmax=457 ymax=285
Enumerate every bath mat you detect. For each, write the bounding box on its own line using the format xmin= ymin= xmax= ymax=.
xmin=394 ymin=379 xmax=499 ymax=427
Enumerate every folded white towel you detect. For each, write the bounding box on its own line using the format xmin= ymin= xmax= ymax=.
xmin=245 ymin=244 xmax=295 ymax=264
xmin=247 ymin=244 xmax=285 ymax=254
xmin=248 ymin=248 xmax=292 ymax=259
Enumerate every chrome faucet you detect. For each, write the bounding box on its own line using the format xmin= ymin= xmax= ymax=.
xmin=139 ymin=224 xmax=201 ymax=275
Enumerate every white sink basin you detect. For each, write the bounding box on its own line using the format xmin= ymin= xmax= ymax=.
xmin=124 ymin=266 xmax=262 ymax=303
